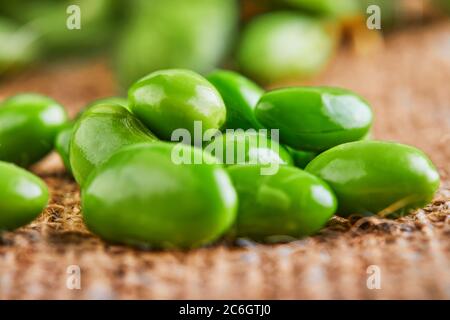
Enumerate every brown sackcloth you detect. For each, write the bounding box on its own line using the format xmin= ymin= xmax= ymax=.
xmin=0 ymin=20 xmax=449 ymax=300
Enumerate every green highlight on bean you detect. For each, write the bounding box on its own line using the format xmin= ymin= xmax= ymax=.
xmin=207 ymin=69 xmax=264 ymax=130
xmin=129 ymin=69 xmax=227 ymax=142
xmin=0 ymin=93 xmax=68 ymax=167
xmin=70 ymin=103 xmax=157 ymax=186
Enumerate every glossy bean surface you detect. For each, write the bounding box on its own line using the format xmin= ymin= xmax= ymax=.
xmin=305 ymin=141 xmax=440 ymax=217
xmin=82 ymin=143 xmax=238 ymax=249
xmin=255 ymin=87 xmax=373 ymax=151
xmin=227 ymin=164 xmax=337 ymax=241
xmin=0 ymin=93 xmax=68 ymax=166
xmin=70 ymin=104 xmax=157 ymax=185
xmin=0 ymin=161 xmax=49 ymax=231
xmin=207 ymin=69 xmax=264 ymax=130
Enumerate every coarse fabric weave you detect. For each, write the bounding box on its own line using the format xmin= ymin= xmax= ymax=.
xmin=0 ymin=20 xmax=449 ymax=300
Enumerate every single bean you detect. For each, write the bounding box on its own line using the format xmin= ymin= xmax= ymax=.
xmin=55 ymin=123 xmax=73 ymax=174
xmin=129 ymin=69 xmax=227 ymax=141
xmin=0 ymin=93 xmax=68 ymax=166
xmin=205 ymin=130 xmax=293 ymax=166
xmin=0 ymin=161 xmax=49 ymax=231
xmin=114 ymin=0 xmax=238 ymax=87
xmin=255 ymin=87 xmax=373 ymax=151
xmin=82 ymin=143 xmax=237 ymax=249
xmin=227 ymin=164 xmax=337 ymax=241
xmin=70 ymin=103 xmax=157 ymax=185
xmin=207 ymin=69 xmax=264 ymax=130
xmin=305 ymin=140 xmax=440 ymax=217
xmin=288 ymin=147 xmax=317 ymax=169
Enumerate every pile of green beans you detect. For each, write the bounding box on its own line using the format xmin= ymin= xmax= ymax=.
xmin=0 ymin=69 xmax=440 ymax=249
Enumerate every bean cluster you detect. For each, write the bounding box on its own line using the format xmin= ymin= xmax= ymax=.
xmin=0 ymin=69 xmax=440 ymax=249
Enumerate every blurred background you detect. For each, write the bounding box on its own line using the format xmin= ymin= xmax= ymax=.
xmin=0 ymin=0 xmax=449 ymax=89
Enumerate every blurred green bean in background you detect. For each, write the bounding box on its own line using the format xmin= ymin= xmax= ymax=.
xmin=0 ymin=0 xmax=447 ymax=87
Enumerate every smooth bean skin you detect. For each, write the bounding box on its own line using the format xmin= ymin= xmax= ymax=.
xmin=288 ymin=147 xmax=317 ymax=169
xmin=70 ymin=104 xmax=157 ymax=186
xmin=207 ymin=70 xmax=264 ymax=130
xmin=0 ymin=93 xmax=68 ymax=167
xmin=227 ymin=165 xmax=337 ymax=241
xmin=0 ymin=18 xmax=41 ymax=74
xmin=82 ymin=143 xmax=238 ymax=249
xmin=435 ymin=0 xmax=450 ymax=13
xmin=305 ymin=141 xmax=440 ymax=217
xmin=237 ymin=12 xmax=338 ymax=83
xmin=0 ymin=161 xmax=48 ymax=231
xmin=205 ymin=131 xmax=293 ymax=166
xmin=129 ymin=69 xmax=227 ymax=141
xmin=114 ymin=0 xmax=238 ymax=87
xmin=255 ymin=87 xmax=373 ymax=151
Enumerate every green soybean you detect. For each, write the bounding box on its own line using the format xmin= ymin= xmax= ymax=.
xmin=55 ymin=96 xmax=130 ymax=175
xmin=0 ymin=93 xmax=68 ymax=166
xmin=0 ymin=17 xmax=41 ymax=74
xmin=82 ymin=143 xmax=238 ymax=249
xmin=0 ymin=161 xmax=49 ymax=231
xmin=55 ymin=123 xmax=73 ymax=174
xmin=227 ymin=164 xmax=337 ymax=241
xmin=205 ymin=131 xmax=293 ymax=167
xmin=207 ymin=69 xmax=264 ymax=130
xmin=435 ymin=0 xmax=450 ymax=13
xmin=115 ymin=0 xmax=238 ymax=87
xmin=255 ymin=87 xmax=373 ymax=151
xmin=85 ymin=96 xmax=130 ymax=111
xmin=237 ymin=12 xmax=338 ymax=83
xmin=305 ymin=141 xmax=440 ymax=217
xmin=70 ymin=104 xmax=157 ymax=186
xmin=129 ymin=69 xmax=227 ymax=141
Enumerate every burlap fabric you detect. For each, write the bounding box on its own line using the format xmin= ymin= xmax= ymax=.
xmin=0 ymin=20 xmax=449 ymax=300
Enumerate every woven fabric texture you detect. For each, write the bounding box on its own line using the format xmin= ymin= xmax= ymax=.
xmin=0 ymin=20 xmax=449 ymax=300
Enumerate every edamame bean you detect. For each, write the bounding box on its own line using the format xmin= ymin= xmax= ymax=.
xmin=237 ymin=12 xmax=338 ymax=83
xmin=205 ymin=131 xmax=293 ymax=166
xmin=55 ymin=97 xmax=128 ymax=175
xmin=82 ymin=143 xmax=238 ymax=249
xmin=55 ymin=123 xmax=73 ymax=174
xmin=207 ymin=70 xmax=264 ymax=130
xmin=227 ymin=164 xmax=337 ymax=241
xmin=0 ymin=161 xmax=49 ymax=231
xmin=305 ymin=141 xmax=440 ymax=217
xmin=278 ymin=0 xmax=361 ymax=18
xmin=70 ymin=104 xmax=157 ymax=185
xmin=0 ymin=93 xmax=68 ymax=166
xmin=129 ymin=69 xmax=227 ymax=141
xmin=255 ymin=87 xmax=373 ymax=151
xmin=85 ymin=96 xmax=130 ymax=111
xmin=115 ymin=0 xmax=238 ymax=87
xmin=288 ymin=147 xmax=317 ymax=169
